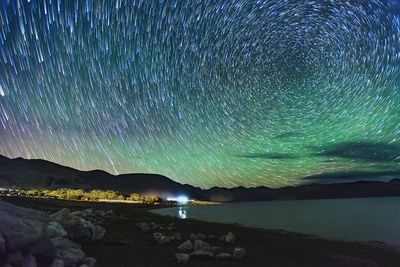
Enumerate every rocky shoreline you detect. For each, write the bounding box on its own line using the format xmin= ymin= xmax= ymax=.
xmin=1 ymin=199 xmax=248 ymax=267
xmin=0 ymin=201 xmax=113 ymax=267
xmin=137 ymin=220 xmax=246 ymax=264
xmin=2 ymin=196 xmax=400 ymax=267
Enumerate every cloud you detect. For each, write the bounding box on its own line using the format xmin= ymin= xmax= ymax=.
xmin=303 ymin=170 xmax=400 ymax=182
xmin=313 ymin=141 xmax=400 ymax=163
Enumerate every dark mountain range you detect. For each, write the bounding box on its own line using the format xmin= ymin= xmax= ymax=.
xmin=1 ymin=155 xmax=400 ymax=202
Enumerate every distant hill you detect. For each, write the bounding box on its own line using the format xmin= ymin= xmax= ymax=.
xmin=0 ymin=155 xmax=204 ymax=199
xmin=1 ymin=155 xmax=400 ymax=202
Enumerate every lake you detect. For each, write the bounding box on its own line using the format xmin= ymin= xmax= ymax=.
xmin=153 ymin=197 xmax=400 ymax=245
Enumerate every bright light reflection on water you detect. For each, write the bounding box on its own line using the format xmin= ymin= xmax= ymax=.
xmin=177 ymin=206 xmax=187 ymax=219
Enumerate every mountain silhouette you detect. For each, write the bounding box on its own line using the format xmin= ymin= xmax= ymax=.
xmin=1 ymin=155 xmax=400 ymax=202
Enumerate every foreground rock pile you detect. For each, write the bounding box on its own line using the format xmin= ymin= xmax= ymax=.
xmin=138 ymin=221 xmax=247 ymax=264
xmin=0 ymin=201 xmax=110 ymax=267
xmin=175 ymin=233 xmax=246 ymax=263
xmin=50 ymin=208 xmax=107 ymax=243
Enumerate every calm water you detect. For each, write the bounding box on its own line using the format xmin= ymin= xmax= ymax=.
xmin=153 ymin=197 xmax=400 ymax=245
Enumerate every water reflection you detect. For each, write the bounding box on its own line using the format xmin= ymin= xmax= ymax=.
xmin=154 ymin=197 xmax=400 ymax=245
xmin=177 ymin=206 xmax=187 ymax=219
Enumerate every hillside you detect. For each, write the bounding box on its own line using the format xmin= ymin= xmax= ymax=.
xmin=1 ymin=155 xmax=400 ymax=202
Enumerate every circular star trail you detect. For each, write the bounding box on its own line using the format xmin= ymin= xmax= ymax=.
xmin=0 ymin=0 xmax=399 ymax=188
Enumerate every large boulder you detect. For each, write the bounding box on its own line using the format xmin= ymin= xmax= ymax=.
xmin=190 ymin=250 xmax=214 ymax=259
xmin=190 ymin=233 xmax=199 ymax=241
xmin=82 ymin=257 xmax=97 ymax=267
xmin=0 ymin=200 xmax=50 ymax=251
xmin=0 ymin=232 xmax=5 ymax=253
xmin=45 ymin=222 xmax=67 ymax=238
xmin=158 ymin=236 xmax=170 ymax=245
xmin=193 ymin=240 xmax=210 ymax=251
xmin=92 ymin=225 xmax=106 ymax=242
xmin=65 ymin=216 xmax=95 ymax=241
xmin=21 ymin=254 xmax=37 ymax=267
xmin=51 ymin=237 xmax=85 ymax=267
xmin=5 ymin=250 xmax=24 ymax=266
xmin=177 ymin=240 xmax=193 ymax=252
xmin=50 ymin=209 xmax=72 ymax=223
xmin=216 ymin=252 xmax=232 ymax=260
xmin=50 ymin=259 xmax=65 ymax=267
xmin=31 ymin=237 xmax=57 ymax=259
xmin=51 ymin=209 xmax=105 ymax=242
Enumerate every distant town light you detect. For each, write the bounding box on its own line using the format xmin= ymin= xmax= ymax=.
xmin=167 ymin=195 xmax=191 ymax=204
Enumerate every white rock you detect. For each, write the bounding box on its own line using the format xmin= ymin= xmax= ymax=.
xmin=233 ymin=247 xmax=246 ymax=260
xmin=197 ymin=233 xmax=206 ymax=240
xmin=177 ymin=240 xmax=193 ymax=252
xmin=190 ymin=233 xmax=198 ymax=241
xmin=190 ymin=250 xmax=214 ymax=259
xmin=216 ymin=252 xmax=232 ymax=260
xmin=175 ymin=253 xmax=190 ymax=264
xmin=225 ymin=232 xmax=235 ymax=243
xmin=153 ymin=232 xmax=163 ymax=242
xmin=158 ymin=235 xmax=170 ymax=245
xmin=193 ymin=240 xmax=210 ymax=251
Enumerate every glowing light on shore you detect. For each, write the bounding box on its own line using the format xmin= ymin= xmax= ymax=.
xmin=167 ymin=195 xmax=190 ymax=204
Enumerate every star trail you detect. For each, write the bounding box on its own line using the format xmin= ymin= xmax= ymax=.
xmin=0 ymin=0 xmax=399 ymax=188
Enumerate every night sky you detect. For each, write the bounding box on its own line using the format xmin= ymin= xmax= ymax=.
xmin=0 ymin=0 xmax=399 ymax=188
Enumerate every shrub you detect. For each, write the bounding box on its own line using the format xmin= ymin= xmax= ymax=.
xmin=18 ymin=187 xmax=159 ymax=204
